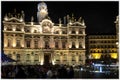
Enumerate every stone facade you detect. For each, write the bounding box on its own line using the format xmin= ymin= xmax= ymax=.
xmin=3 ymin=2 xmax=86 ymax=65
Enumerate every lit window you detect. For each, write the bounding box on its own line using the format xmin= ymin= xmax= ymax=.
xmin=34 ymin=54 xmax=39 ymax=62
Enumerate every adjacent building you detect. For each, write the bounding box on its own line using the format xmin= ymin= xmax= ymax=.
xmin=86 ymin=16 xmax=119 ymax=63
xmin=87 ymin=35 xmax=117 ymax=61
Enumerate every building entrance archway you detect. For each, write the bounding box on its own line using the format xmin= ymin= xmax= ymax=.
xmin=44 ymin=53 xmax=51 ymax=65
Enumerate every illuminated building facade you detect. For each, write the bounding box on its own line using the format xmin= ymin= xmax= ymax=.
xmin=3 ymin=2 xmax=86 ymax=65
xmin=87 ymin=16 xmax=119 ymax=63
xmin=87 ymin=35 xmax=118 ymax=61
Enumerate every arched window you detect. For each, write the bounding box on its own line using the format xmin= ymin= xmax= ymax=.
xmin=72 ymin=55 xmax=75 ymax=61
xmin=34 ymin=54 xmax=39 ymax=62
xmin=26 ymin=54 xmax=30 ymax=61
xmin=72 ymin=30 xmax=75 ymax=34
xmin=26 ymin=40 xmax=30 ymax=48
xmin=72 ymin=42 xmax=75 ymax=48
xmin=56 ymin=54 xmax=60 ymax=61
xmin=16 ymin=27 xmax=21 ymax=31
xmin=8 ymin=39 xmax=11 ymax=47
xmin=63 ymin=54 xmax=67 ymax=61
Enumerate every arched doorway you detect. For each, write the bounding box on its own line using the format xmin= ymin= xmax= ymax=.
xmin=44 ymin=53 xmax=51 ymax=65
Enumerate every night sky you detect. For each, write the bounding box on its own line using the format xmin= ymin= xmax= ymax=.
xmin=1 ymin=1 xmax=119 ymax=35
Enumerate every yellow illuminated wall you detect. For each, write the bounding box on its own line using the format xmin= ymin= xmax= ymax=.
xmin=110 ymin=53 xmax=117 ymax=59
xmin=91 ymin=53 xmax=101 ymax=59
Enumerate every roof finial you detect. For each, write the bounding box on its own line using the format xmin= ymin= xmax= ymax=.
xmin=31 ymin=16 xmax=34 ymax=25
xmin=31 ymin=16 xmax=34 ymax=22
xmin=21 ymin=10 xmax=25 ymax=21
xmin=78 ymin=17 xmax=82 ymax=22
xmin=82 ymin=19 xmax=85 ymax=25
xmin=59 ymin=18 xmax=62 ymax=24
xmin=71 ymin=13 xmax=75 ymax=22
xmin=67 ymin=14 xmax=70 ymax=23
xmin=4 ymin=14 xmax=8 ymax=21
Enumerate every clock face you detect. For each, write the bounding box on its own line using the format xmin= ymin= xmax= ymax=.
xmin=41 ymin=20 xmax=53 ymax=33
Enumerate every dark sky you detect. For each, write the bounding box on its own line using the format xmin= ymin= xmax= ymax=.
xmin=1 ymin=1 xmax=119 ymax=35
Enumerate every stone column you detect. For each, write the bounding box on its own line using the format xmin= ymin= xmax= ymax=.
xmin=50 ymin=36 xmax=55 ymax=48
xmin=82 ymin=37 xmax=85 ymax=49
xmin=38 ymin=37 xmax=41 ymax=48
xmin=76 ymin=53 xmax=79 ymax=65
xmin=12 ymin=34 xmax=16 ymax=47
xmin=4 ymin=34 xmax=8 ymax=47
xmin=21 ymin=26 xmax=24 ymax=32
xmin=39 ymin=52 xmax=41 ymax=64
xmin=41 ymin=36 xmax=45 ymax=48
xmin=31 ymin=36 xmax=34 ymax=48
xmin=60 ymin=52 xmax=63 ymax=64
xmin=82 ymin=52 xmax=85 ymax=65
xmin=21 ymin=35 xmax=24 ymax=48
xmin=59 ymin=39 xmax=62 ymax=49
xmin=24 ymin=40 xmax=26 ymax=48
xmin=83 ymin=29 xmax=85 ymax=34
xmin=69 ymin=53 xmax=72 ymax=65
xmin=31 ymin=52 xmax=34 ymax=65
xmin=75 ymin=39 xmax=79 ymax=48
xmin=67 ymin=52 xmax=69 ymax=65
xmin=21 ymin=51 xmax=25 ymax=64
xmin=40 ymin=52 xmax=44 ymax=65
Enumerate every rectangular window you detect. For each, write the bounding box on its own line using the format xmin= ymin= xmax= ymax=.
xmin=26 ymin=54 xmax=30 ymax=61
xmin=56 ymin=54 xmax=60 ymax=61
xmin=79 ymin=55 xmax=82 ymax=61
xmin=34 ymin=54 xmax=39 ymax=63
xmin=8 ymin=39 xmax=11 ymax=47
xmin=26 ymin=40 xmax=30 ymax=48
xmin=72 ymin=55 xmax=75 ymax=61
xmin=16 ymin=40 xmax=21 ymax=47
xmin=45 ymin=41 xmax=49 ymax=49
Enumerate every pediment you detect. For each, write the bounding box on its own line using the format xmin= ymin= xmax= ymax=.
xmin=71 ymin=22 xmax=82 ymax=26
xmin=4 ymin=17 xmax=23 ymax=23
